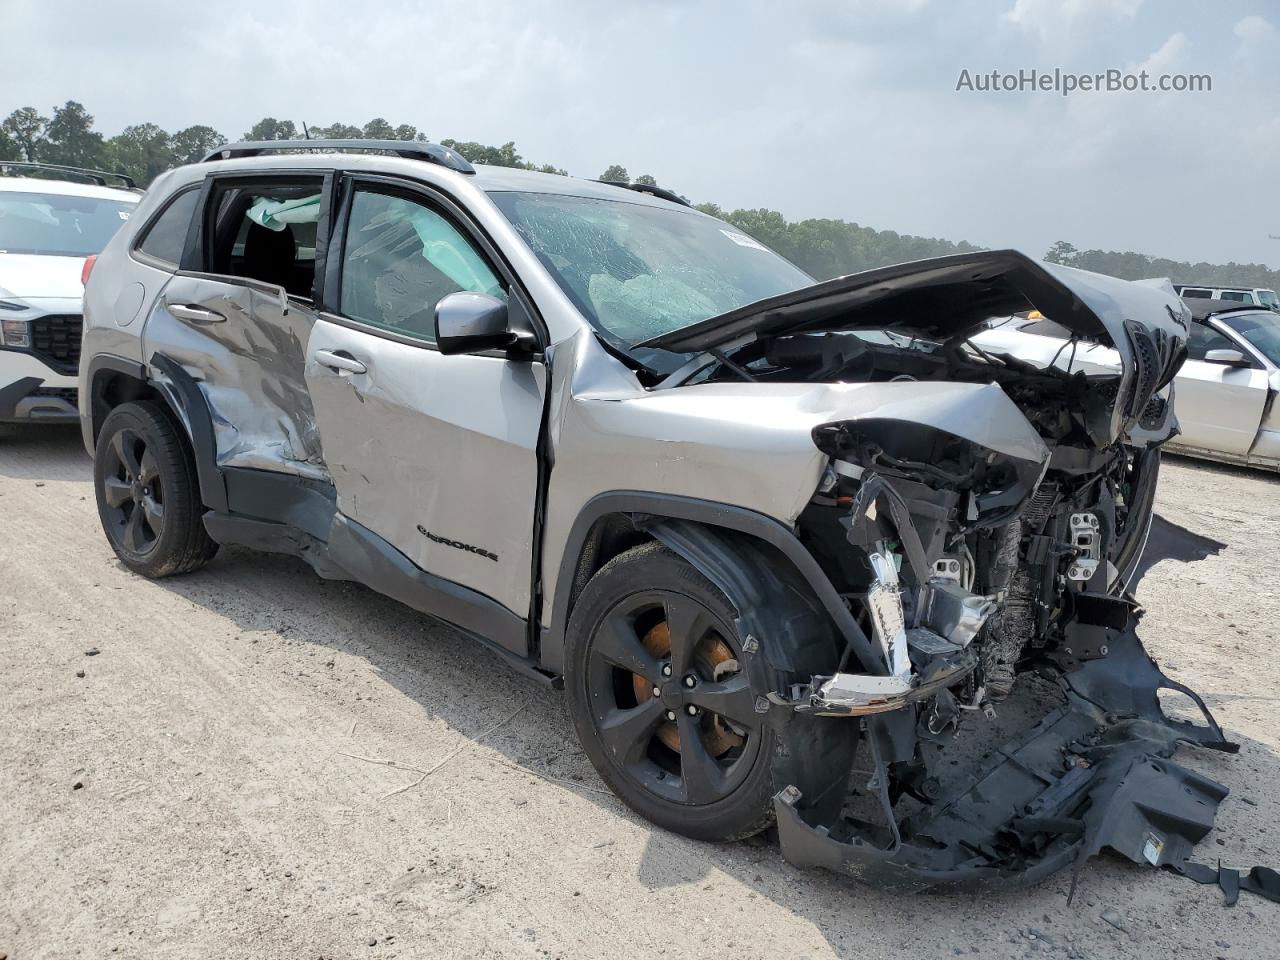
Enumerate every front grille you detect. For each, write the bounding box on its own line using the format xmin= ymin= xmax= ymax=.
xmin=1124 ymin=320 xmax=1159 ymax=419
xmin=1139 ymin=394 xmax=1167 ymax=430
xmin=30 ymin=314 xmax=83 ymax=375
xmin=32 ymin=387 xmax=79 ymax=407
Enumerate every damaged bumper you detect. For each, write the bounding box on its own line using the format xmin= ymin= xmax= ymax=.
xmin=771 ymin=619 xmax=1239 ymax=893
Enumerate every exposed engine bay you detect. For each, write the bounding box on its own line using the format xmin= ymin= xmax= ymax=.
xmin=642 ymin=251 xmax=1276 ymax=897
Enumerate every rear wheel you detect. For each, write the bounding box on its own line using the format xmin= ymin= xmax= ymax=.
xmin=565 ymin=541 xmax=824 ymax=842
xmin=94 ymin=401 xmax=218 ymax=578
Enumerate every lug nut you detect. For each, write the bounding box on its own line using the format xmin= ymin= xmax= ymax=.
xmin=686 ymin=704 xmax=698 ymax=716
xmin=683 ymin=675 xmax=696 ymax=688
xmin=652 ymin=686 xmax=661 ymax=698
xmin=661 ymin=663 xmax=672 ymax=677
xmin=665 ymin=710 xmax=676 ymax=721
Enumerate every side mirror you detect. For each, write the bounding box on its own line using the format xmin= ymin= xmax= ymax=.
xmin=434 ymin=292 xmax=516 ymax=355
xmin=1204 ymin=348 xmax=1251 ymax=368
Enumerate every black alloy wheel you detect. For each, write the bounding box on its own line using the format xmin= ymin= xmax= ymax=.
xmin=585 ymin=588 xmax=762 ymax=807
xmin=93 ymin=401 xmax=218 ymax=578
xmin=100 ymin=426 xmax=166 ymax=555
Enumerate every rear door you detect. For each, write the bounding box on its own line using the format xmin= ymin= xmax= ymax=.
xmin=142 ymin=171 xmax=332 ymax=479
xmin=304 ymin=174 xmax=546 ymax=629
xmin=1173 ymin=320 xmax=1269 ymax=454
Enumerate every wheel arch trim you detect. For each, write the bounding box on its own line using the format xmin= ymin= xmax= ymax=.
xmin=145 ymin=352 xmax=228 ymax=512
xmin=540 ymin=491 xmax=883 ymax=676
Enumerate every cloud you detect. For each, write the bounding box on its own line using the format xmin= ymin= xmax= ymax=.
xmin=1233 ymin=14 xmax=1276 ymax=44
xmin=1003 ymin=0 xmax=1145 ymax=45
xmin=2 ymin=0 xmax=1275 ymax=268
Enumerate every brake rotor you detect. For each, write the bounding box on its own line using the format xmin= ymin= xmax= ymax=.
xmin=631 ymin=620 xmax=746 ymax=757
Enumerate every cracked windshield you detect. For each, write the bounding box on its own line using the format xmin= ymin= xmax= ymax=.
xmin=489 ymin=191 xmax=812 ymax=346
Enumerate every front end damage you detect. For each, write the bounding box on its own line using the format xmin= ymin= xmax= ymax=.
xmin=768 ymin=410 xmax=1240 ymax=893
xmin=648 ymin=252 xmax=1267 ymax=895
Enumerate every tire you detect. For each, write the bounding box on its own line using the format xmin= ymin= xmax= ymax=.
xmin=93 ymin=401 xmax=218 ymax=578
xmin=1111 ymin=446 xmax=1160 ymax=591
xmin=564 ymin=540 xmax=836 ymax=842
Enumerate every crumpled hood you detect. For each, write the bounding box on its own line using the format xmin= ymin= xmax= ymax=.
xmin=642 ymin=250 xmax=1190 ymax=447
xmin=0 ymin=253 xmax=87 ymax=300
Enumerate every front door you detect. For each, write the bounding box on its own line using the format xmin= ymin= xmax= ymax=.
xmin=1173 ymin=321 xmax=1269 ymax=455
xmin=304 ymin=178 xmax=546 ymax=626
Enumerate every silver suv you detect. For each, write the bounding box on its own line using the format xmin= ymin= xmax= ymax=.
xmin=80 ymin=140 xmax=1239 ymax=892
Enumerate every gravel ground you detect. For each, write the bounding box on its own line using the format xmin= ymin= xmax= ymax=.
xmin=2 ymin=425 xmax=1278 ymax=960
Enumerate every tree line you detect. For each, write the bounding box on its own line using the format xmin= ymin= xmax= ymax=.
xmin=3 ymin=101 xmax=1277 ymax=289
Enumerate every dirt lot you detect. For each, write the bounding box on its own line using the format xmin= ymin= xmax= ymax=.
xmin=2 ymin=426 xmax=1278 ymax=960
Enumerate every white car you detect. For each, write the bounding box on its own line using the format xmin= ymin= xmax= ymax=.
xmin=0 ymin=163 xmax=140 ymax=424
xmin=974 ymin=296 xmax=1280 ymax=471
xmin=1175 ymin=283 xmax=1279 ymax=313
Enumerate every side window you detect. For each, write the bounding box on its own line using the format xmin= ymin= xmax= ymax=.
xmin=1186 ymin=321 xmax=1234 ymax=360
xmin=338 ymin=188 xmax=505 ymax=345
xmin=1217 ymin=291 xmax=1249 ymax=302
xmin=136 ymin=188 xmax=199 ymax=266
xmin=1180 ymin=288 xmax=1211 ymax=299
xmin=206 ymin=178 xmax=324 ymax=299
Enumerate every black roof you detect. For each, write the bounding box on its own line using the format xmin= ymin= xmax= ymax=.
xmin=1187 ymin=299 xmax=1271 ymax=321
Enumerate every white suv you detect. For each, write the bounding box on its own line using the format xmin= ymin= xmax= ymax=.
xmin=1176 ymin=282 xmax=1280 ymax=312
xmin=0 ymin=163 xmax=140 ymax=424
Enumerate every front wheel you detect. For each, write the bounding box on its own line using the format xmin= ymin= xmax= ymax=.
xmin=565 ymin=541 xmax=833 ymax=842
xmin=94 ymin=401 xmax=218 ymax=578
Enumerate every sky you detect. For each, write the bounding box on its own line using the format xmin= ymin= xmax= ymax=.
xmin=5 ymin=0 xmax=1278 ymax=267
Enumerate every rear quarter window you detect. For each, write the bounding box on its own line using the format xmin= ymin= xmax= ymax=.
xmin=136 ymin=188 xmax=200 ymax=267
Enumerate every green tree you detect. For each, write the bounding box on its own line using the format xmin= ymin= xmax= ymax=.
xmin=2 ymin=107 xmax=50 ymax=161
xmin=599 ymin=164 xmax=629 ymax=183
xmin=440 ymin=139 xmax=529 ymax=168
xmin=43 ymin=101 xmax=106 ymax=169
xmin=0 ymin=126 xmax=22 ymax=162
xmin=106 ymin=123 xmax=172 ymax=185
xmin=170 ymin=125 xmax=225 ymax=165
xmin=633 ymin=173 xmax=657 ymax=186
xmin=1044 ymin=240 xmax=1079 ymax=265
xmin=310 ymin=122 xmax=362 ymax=139
xmin=362 ymin=118 xmax=396 ymax=139
xmin=243 ymin=118 xmax=297 ymax=141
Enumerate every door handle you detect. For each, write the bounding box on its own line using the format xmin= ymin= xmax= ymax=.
xmin=313 ymin=349 xmax=367 ymax=375
xmin=167 ymin=302 xmax=226 ymax=324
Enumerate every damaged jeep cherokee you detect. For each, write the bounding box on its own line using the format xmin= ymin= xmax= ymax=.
xmin=81 ymin=139 xmax=1254 ymax=895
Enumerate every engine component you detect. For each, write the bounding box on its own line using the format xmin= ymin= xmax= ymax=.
xmin=867 ymin=546 xmax=912 ymax=678
xmin=1067 ymin=512 xmax=1101 ymax=582
xmin=918 ymin=578 xmax=998 ymax=648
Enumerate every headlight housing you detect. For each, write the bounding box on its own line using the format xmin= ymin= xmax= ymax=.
xmin=0 ymin=317 xmax=31 ymax=348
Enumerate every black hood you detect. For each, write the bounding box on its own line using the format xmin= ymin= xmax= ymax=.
xmin=640 ymin=249 xmax=1190 ymax=447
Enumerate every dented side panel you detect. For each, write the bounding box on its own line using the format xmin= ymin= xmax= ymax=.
xmin=304 ymin=316 xmax=545 ymax=619
xmin=142 ymin=272 xmax=328 ymax=479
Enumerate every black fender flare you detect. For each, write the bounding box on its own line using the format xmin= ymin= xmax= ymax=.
xmin=80 ymin=354 xmax=145 ymax=451
xmin=540 ymin=491 xmax=883 ymax=677
xmin=147 ymin=352 xmax=228 ymax=512
xmin=86 ymin=351 xmax=227 ymax=513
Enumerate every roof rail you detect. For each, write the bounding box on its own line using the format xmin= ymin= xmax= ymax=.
xmin=201 ymin=139 xmax=476 ymax=174
xmin=593 ymin=180 xmax=690 ymax=207
xmin=0 ymin=160 xmax=139 ymax=191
